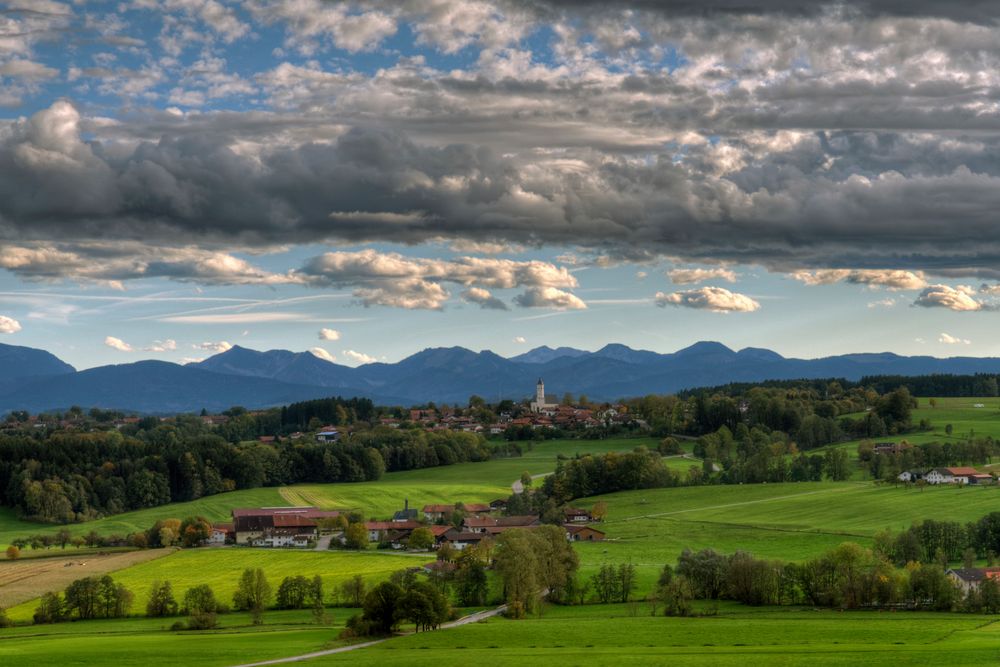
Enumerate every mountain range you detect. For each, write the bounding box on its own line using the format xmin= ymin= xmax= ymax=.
xmin=4 ymin=340 xmax=1000 ymax=414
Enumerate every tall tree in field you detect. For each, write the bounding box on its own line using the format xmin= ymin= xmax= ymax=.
xmin=233 ymin=568 xmax=271 ymax=625
xmin=532 ymin=524 xmax=580 ymax=604
xmin=146 ymin=580 xmax=178 ymax=617
xmin=362 ymin=581 xmax=403 ymax=634
xmin=340 ymin=574 xmax=366 ymax=607
xmin=309 ymin=575 xmax=325 ymax=624
xmin=493 ymin=529 xmax=540 ymax=618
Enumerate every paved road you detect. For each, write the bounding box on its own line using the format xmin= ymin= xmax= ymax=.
xmin=229 ymin=605 xmax=507 ymax=667
xmin=313 ymin=535 xmax=333 ymax=551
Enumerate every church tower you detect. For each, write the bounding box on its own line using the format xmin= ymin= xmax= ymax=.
xmin=536 ymin=378 xmax=545 ymax=406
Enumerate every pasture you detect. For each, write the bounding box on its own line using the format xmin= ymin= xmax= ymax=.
xmin=316 ymin=602 xmax=1000 ymax=666
xmin=4 ymin=548 xmax=423 ymax=622
xmin=0 ymin=609 xmax=348 ymax=667
xmin=574 ymin=480 xmax=1000 ymax=589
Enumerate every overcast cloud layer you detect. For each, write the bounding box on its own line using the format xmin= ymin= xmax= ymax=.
xmin=3 ymin=1 xmax=1000 ymax=273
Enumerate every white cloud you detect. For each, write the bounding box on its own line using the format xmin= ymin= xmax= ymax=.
xmin=104 ymin=336 xmax=133 ymax=352
xmin=179 ymin=357 xmax=205 ymax=365
xmin=318 ymin=327 xmax=341 ymax=341
xmin=300 ymin=249 xmax=577 ymax=310
xmin=914 ymin=284 xmax=983 ymax=312
xmin=655 ymin=286 xmax=760 ymax=313
xmin=867 ymin=298 xmax=897 ymax=309
xmin=0 ymin=316 xmax=21 ymax=334
xmin=461 ymin=287 xmax=508 ymax=310
xmin=342 ymin=349 xmax=376 ymax=365
xmin=144 ymin=339 xmax=177 ymax=352
xmin=513 ymin=336 xmax=527 ymax=344
xmin=0 ymin=59 xmax=59 ymax=80
xmin=792 ymin=269 xmax=927 ymax=290
xmin=193 ymin=341 xmax=233 ymax=353
xmin=309 ymin=347 xmax=336 ymax=362
xmin=512 ymin=287 xmax=587 ymax=310
xmin=668 ymin=267 xmax=737 ymax=284
xmin=939 ymin=333 xmax=971 ymax=345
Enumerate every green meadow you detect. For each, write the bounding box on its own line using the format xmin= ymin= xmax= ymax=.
xmin=5 ymin=401 xmax=1000 ymax=664
xmin=0 ymin=609 xmax=350 ymax=667
xmin=315 ymin=603 xmax=1000 ymax=666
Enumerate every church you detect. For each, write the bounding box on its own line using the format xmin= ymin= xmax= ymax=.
xmin=529 ymin=378 xmax=558 ymax=414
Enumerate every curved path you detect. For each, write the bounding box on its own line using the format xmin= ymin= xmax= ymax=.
xmin=230 ymin=605 xmax=506 ymax=667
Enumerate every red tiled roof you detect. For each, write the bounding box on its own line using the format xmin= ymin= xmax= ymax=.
xmin=947 ymin=467 xmax=980 ymax=475
xmin=365 ymin=521 xmax=421 ymax=531
xmin=464 ymin=503 xmax=490 ymax=513
xmin=422 ymin=504 xmax=455 ymax=513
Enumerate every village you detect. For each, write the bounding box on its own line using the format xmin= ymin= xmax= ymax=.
xmin=212 ymin=498 xmax=606 ymax=553
xmin=0 ymin=378 xmax=646 ymax=441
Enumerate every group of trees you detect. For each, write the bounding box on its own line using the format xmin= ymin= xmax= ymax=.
xmin=631 ymin=383 xmax=917 ymax=443
xmin=0 ymin=424 xmax=507 ymax=523
xmin=351 ymin=573 xmax=451 ymax=636
xmin=859 ymin=438 xmax=998 ymax=481
xmin=33 ymin=575 xmax=133 ymax=623
xmin=641 ymin=542 xmax=965 ymax=614
xmin=874 ymin=512 xmax=1000 ymax=567
xmin=30 ymin=568 xmax=328 ymax=630
xmin=492 ymin=525 xmax=580 ymax=617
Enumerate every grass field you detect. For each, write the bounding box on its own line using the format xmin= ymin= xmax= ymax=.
xmin=571 ymin=479 xmax=1000 ymax=589
xmin=4 ymin=548 xmax=424 ymax=622
xmin=0 ymin=609 xmax=349 ymax=666
xmin=313 ymin=602 xmax=1000 ymax=666
xmin=7 ymin=401 xmax=1000 ymax=665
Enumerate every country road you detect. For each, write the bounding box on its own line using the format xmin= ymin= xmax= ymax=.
xmin=229 ymin=605 xmax=507 ymax=667
xmin=511 ymin=472 xmax=551 ymax=494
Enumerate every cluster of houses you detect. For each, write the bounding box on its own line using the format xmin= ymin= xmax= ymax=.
xmin=897 ymin=467 xmax=995 ymax=485
xmin=367 ymin=500 xmax=607 ymax=549
xmin=216 ymin=500 xmax=606 ymax=550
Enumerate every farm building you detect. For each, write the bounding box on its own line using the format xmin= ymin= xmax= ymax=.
xmin=925 ymin=467 xmax=980 ymax=485
xmin=565 ymin=524 xmax=606 ymax=542
xmin=232 ymin=507 xmax=341 ymax=547
xmin=947 ymin=567 xmax=1000 ymax=594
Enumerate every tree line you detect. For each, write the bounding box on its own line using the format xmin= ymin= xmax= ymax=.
xmin=0 ymin=426 xmax=509 ymax=523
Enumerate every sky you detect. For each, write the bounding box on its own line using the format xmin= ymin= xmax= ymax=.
xmin=2 ymin=0 xmax=1000 ymax=370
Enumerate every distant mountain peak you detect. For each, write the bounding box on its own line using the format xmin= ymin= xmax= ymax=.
xmin=674 ymin=341 xmax=735 ymax=357
xmin=510 ymin=345 xmax=588 ymax=364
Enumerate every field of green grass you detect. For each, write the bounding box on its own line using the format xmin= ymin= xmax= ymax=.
xmin=5 ymin=549 xmax=423 ymax=622
xmin=0 ymin=609 xmax=349 ymax=666
xmin=575 ymin=479 xmax=1000 ymax=589
xmin=315 ymin=602 xmax=1000 ymax=666
xmin=8 ymin=401 xmax=1000 ymax=665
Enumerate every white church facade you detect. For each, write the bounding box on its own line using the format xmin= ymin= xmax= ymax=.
xmin=530 ymin=378 xmax=558 ymax=414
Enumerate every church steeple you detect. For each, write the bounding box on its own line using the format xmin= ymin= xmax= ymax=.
xmin=536 ymin=378 xmax=545 ymax=406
